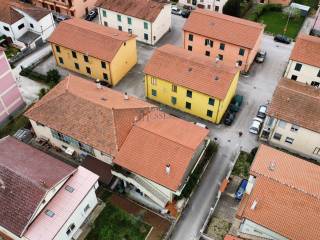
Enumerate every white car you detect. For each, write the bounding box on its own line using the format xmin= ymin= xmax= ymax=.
xmin=249 ymin=117 xmax=263 ymax=135
xmin=171 ymin=6 xmax=182 ymax=15
xmin=257 ymin=105 xmax=267 ymax=119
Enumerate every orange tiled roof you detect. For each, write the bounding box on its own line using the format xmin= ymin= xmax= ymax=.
xmin=267 ymin=78 xmax=320 ymax=133
xmin=114 ymin=110 xmax=208 ymax=191
xmin=48 ymin=18 xmax=136 ymax=62
xmin=95 ymin=0 xmax=167 ymax=22
xmin=144 ymin=44 xmax=238 ymax=99
xmin=183 ymin=9 xmax=264 ymax=49
xmin=290 ymin=34 xmax=320 ymax=68
xmin=24 ymin=75 xmax=154 ymax=156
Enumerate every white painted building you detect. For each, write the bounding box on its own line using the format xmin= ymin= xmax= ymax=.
xmin=96 ymin=0 xmax=171 ymax=45
xmin=284 ymin=33 xmax=320 ymax=87
xmin=179 ymin=0 xmax=226 ymax=13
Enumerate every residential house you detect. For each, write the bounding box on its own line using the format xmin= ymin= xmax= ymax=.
xmin=25 ymin=74 xmax=209 ymax=209
xmin=0 ymin=47 xmax=25 ymax=125
xmin=0 ymin=136 xmax=99 ymax=240
xmin=95 ymin=0 xmax=171 ymax=45
xmin=48 ymin=18 xmax=137 ymax=86
xmin=237 ymin=144 xmax=320 ymax=240
xmin=284 ymin=34 xmax=320 ymax=87
xmin=179 ymin=0 xmax=227 ymax=13
xmin=34 ymin=0 xmax=97 ymax=18
xmin=0 ymin=0 xmax=55 ymax=49
xmin=144 ymin=44 xmax=240 ymax=124
xmin=183 ymin=9 xmax=264 ymax=72
xmin=259 ymin=78 xmax=320 ymax=162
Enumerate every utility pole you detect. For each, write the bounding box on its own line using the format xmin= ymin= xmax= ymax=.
xmin=284 ymin=6 xmax=292 ymax=35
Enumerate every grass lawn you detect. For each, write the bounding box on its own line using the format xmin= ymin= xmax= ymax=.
xmin=86 ymin=200 xmax=152 ymax=240
xmin=206 ymin=217 xmax=231 ymax=240
xmin=258 ymin=11 xmax=305 ymax=39
xmin=232 ymin=151 xmax=255 ymax=178
xmin=5 ymin=46 xmax=20 ymax=59
xmin=0 ymin=114 xmax=29 ymax=139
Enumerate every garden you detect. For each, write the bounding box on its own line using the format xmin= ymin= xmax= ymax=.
xmin=231 ymin=147 xmax=257 ymax=178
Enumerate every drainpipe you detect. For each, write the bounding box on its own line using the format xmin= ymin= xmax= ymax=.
xmin=150 ymin=21 xmax=153 ymax=46
xmin=215 ymin=99 xmax=221 ymax=123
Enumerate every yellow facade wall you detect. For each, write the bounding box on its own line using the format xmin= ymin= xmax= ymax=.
xmin=145 ymin=71 xmax=239 ymax=124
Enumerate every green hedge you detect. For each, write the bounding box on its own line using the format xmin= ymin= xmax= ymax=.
xmin=20 ymin=68 xmax=61 ymax=88
xmin=246 ymin=4 xmax=282 ymax=21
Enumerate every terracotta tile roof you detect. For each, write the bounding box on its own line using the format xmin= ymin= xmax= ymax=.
xmin=95 ymin=0 xmax=167 ymax=22
xmin=183 ymin=9 xmax=264 ymax=49
xmin=24 ymin=75 xmax=155 ymax=156
xmin=48 ymin=18 xmax=136 ymax=62
xmin=267 ymin=78 xmax=320 ymax=133
xmin=290 ymin=33 xmax=320 ymax=68
xmin=0 ymin=136 xmax=75 ymax=237
xmin=224 ymin=235 xmax=243 ymax=240
xmin=114 ymin=110 xmax=208 ymax=191
xmin=144 ymin=44 xmax=238 ymax=99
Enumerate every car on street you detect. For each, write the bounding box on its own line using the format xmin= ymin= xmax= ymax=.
xmin=230 ymin=95 xmax=244 ymax=113
xmin=85 ymin=9 xmax=98 ymax=21
xmin=274 ymin=34 xmax=291 ymax=44
xmin=257 ymin=105 xmax=267 ymax=119
xmin=235 ymin=179 xmax=248 ymax=201
xmin=181 ymin=10 xmax=191 ymax=18
xmin=171 ymin=6 xmax=182 ymax=15
xmin=255 ymin=50 xmax=267 ymax=63
xmin=224 ymin=110 xmax=236 ymax=126
xmin=249 ymin=117 xmax=263 ymax=135
xmin=55 ymin=15 xmax=70 ymax=23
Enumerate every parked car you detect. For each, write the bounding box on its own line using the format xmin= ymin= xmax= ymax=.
xmin=230 ymin=95 xmax=244 ymax=113
xmin=171 ymin=6 xmax=182 ymax=15
xmin=181 ymin=10 xmax=191 ymax=18
xmin=257 ymin=105 xmax=267 ymax=119
xmin=183 ymin=5 xmax=193 ymax=10
xmin=85 ymin=9 xmax=98 ymax=21
xmin=224 ymin=110 xmax=236 ymax=126
xmin=249 ymin=117 xmax=263 ymax=135
xmin=274 ymin=34 xmax=291 ymax=44
xmin=255 ymin=50 xmax=267 ymax=63
xmin=55 ymin=15 xmax=70 ymax=23
xmin=235 ymin=179 xmax=248 ymax=201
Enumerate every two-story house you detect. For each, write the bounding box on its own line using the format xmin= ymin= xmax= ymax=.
xmin=144 ymin=44 xmax=240 ymax=124
xmin=95 ymin=0 xmax=171 ymax=45
xmin=179 ymin=0 xmax=227 ymax=13
xmin=34 ymin=0 xmax=97 ymax=18
xmin=0 ymin=136 xmax=99 ymax=240
xmin=237 ymin=144 xmax=320 ymax=240
xmin=48 ymin=18 xmax=137 ymax=86
xmin=0 ymin=47 xmax=25 ymax=126
xmin=183 ymin=9 xmax=264 ymax=73
xmin=259 ymin=78 xmax=320 ymax=162
xmin=0 ymin=0 xmax=55 ymax=49
xmin=24 ymin=74 xmax=209 ymax=209
xmin=284 ymin=34 xmax=320 ymax=87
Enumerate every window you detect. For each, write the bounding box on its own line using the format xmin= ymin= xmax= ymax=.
xmin=72 ymin=51 xmax=77 ymax=59
xmin=102 ymin=10 xmax=107 ymax=17
xmin=186 ymin=90 xmax=192 ymax=98
xmin=86 ymin=67 xmax=91 ymax=74
xmin=45 ymin=209 xmax=55 ymax=217
xmin=185 ymin=102 xmax=191 ymax=109
xmin=278 ymin=120 xmax=287 ymax=128
xmin=79 ymin=142 xmax=93 ymax=154
xmin=285 ymin=137 xmax=294 ymax=144
xmin=117 ymin=14 xmax=121 ymax=21
xmin=237 ymin=60 xmax=242 ymax=66
xmin=104 ymin=21 xmax=108 ymax=26
xmin=128 ymin=28 xmax=132 ymax=34
xmin=18 ymin=23 xmax=24 ymax=30
xmin=205 ymin=39 xmax=213 ymax=47
xmin=65 ymin=185 xmax=74 ymax=193
xmin=84 ymin=55 xmax=89 ymax=62
xmin=3 ymin=26 xmax=9 ymax=31
xmin=128 ymin=17 xmax=132 ymax=25
xmin=151 ymin=89 xmax=157 ymax=96
xmin=103 ymin=73 xmax=108 ymax=80
xmin=273 ymin=132 xmax=282 ymax=140
xmin=151 ymin=77 xmax=157 ymax=85
xmin=290 ymin=124 xmax=299 ymax=132
xmin=239 ymin=48 xmax=245 ymax=56
xmin=207 ymin=110 xmax=213 ymax=117
xmin=313 ymin=147 xmax=320 ymax=155
xmin=172 ymin=84 xmax=177 ymax=92
xmin=219 ymin=43 xmax=225 ymax=50
xmin=66 ymin=223 xmax=75 ymax=235
xmin=294 ymin=63 xmax=302 ymax=71
xmin=171 ymin=96 xmax=177 ymax=105
xmin=291 ymin=75 xmax=297 ymax=80
xmin=208 ymin=98 xmax=215 ymax=105
xmin=144 ymin=22 xmax=148 ymax=30
xmin=215 ymin=6 xmax=219 ymax=11
xmin=317 ymin=70 xmax=320 ymax=77
xmin=205 ymin=51 xmax=210 ymax=56
xmin=74 ymin=63 xmax=79 ymax=70
xmin=55 ymin=45 xmax=60 ymax=53
xmin=84 ymin=204 xmax=90 ymax=213
xmin=101 ymin=61 xmax=106 ymax=69
xmin=189 ymin=34 xmax=193 ymax=41
xmin=188 ymin=45 xmax=192 ymax=51
xmin=144 ymin=33 xmax=148 ymax=40
xmin=311 ymin=81 xmax=320 ymax=87
xmin=58 ymin=57 xmax=64 ymax=64
xmin=118 ymin=26 xmax=122 ymax=31
xmin=218 ymin=54 xmax=223 ymax=60
xmin=30 ymin=23 xmax=34 ymax=28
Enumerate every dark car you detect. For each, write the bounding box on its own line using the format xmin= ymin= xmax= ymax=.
xmin=255 ymin=50 xmax=266 ymax=63
xmin=274 ymin=34 xmax=291 ymax=44
xmin=230 ymin=95 xmax=244 ymax=113
xmin=224 ymin=111 xmax=235 ymax=126
xmin=235 ymin=179 xmax=248 ymax=201
xmin=85 ymin=9 xmax=98 ymax=21
xmin=181 ymin=10 xmax=190 ymax=18
xmin=55 ymin=15 xmax=70 ymax=23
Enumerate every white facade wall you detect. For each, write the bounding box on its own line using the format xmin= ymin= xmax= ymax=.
xmin=151 ymin=4 xmax=171 ymax=45
xmin=0 ymin=18 xmax=28 ymax=43
xmin=179 ymin=0 xmax=226 ymax=12
xmin=285 ymin=60 xmax=320 ymax=86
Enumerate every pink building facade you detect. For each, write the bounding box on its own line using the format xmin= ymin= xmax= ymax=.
xmin=0 ymin=48 xmax=25 ymax=125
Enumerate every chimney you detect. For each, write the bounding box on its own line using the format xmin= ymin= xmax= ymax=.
xmin=268 ymin=161 xmax=276 ymax=171
xmin=0 ymin=178 xmax=5 ymax=190
xmin=165 ymin=164 xmax=171 ymax=175
xmin=96 ymin=79 xmax=102 ymax=89
xmin=124 ymin=92 xmax=129 ymax=100
xmin=215 ymin=57 xmax=220 ymax=63
xmin=250 ymin=200 xmax=258 ymax=210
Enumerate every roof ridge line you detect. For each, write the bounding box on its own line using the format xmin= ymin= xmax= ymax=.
xmin=280 ymin=84 xmax=320 ymax=100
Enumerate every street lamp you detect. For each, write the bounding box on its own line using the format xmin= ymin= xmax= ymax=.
xmin=283 ymin=6 xmax=293 ymax=35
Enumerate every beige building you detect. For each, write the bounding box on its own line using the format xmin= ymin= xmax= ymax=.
xmin=260 ymin=78 xmax=320 ymax=162
xmin=284 ymin=34 xmax=320 ymax=87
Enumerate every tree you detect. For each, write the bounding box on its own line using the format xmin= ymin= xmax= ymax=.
xmin=223 ymin=0 xmax=241 ymax=17
xmin=46 ymin=69 xmax=61 ymax=87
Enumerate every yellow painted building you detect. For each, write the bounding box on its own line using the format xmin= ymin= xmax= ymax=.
xmin=144 ymin=44 xmax=240 ymax=124
xmin=48 ymin=18 xmax=137 ymax=86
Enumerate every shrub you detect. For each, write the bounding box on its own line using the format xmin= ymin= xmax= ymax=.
xmin=46 ymin=69 xmax=61 ymax=87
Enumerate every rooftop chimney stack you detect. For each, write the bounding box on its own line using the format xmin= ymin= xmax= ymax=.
xmin=268 ymin=161 xmax=276 ymax=171
xmin=96 ymin=79 xmax=102 ymax=89
xmin=124 ymin=92 xmax=129 ymax=100
xmin=165 ymin=164 xmax=171 ymax=175
xmin=250 ymin=200 xmax=258 ymax=210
